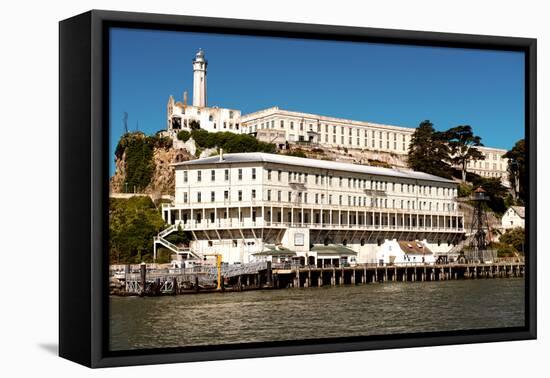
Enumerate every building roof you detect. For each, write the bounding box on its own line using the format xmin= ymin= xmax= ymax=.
xmin=240 ymin=106 xmax=413 ymax=133
xmin=174 ymin=152 xmax=456 ymax=184
xmin=510 ymin=206 xmax=525 ymax=219
xmin=253 ymin=245 xmax=296 ymax=256
xmin=310 ymin=245 xmax=358 ymax=256
xmin=397 ymin=241 xmax=433 ymax=255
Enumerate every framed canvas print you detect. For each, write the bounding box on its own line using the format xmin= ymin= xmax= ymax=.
xmin=59 ymin=10 xmax=536 ymax=368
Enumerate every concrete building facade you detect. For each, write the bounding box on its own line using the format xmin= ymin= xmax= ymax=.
xmin=239 ymin=107 xmax=414 ymax=155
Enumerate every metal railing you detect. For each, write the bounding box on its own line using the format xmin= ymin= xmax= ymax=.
xmin=162 ymin=201 xmax=463 ymax=216
xmin=158 ymin=224 xmax=177 ymax=238
xmin=123 ymin=261 xmax=269 ymax=285
xmin=154 ymin=228 xmax=202 ymax=260
xmin=169 ymin=219 xmax=464 ymax=233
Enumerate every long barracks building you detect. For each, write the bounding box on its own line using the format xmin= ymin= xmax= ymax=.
xmin=156 ymin=152 xmax=465 ymax=266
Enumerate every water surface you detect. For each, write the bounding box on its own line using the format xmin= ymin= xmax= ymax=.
xmin=110 ymin=278 xmax=525 ymax=351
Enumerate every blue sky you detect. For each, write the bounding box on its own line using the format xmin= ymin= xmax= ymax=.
xmin=109 ymin=27 xmax=525 ymax=174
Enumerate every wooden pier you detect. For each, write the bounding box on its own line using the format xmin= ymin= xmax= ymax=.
xmin=275 ymin=261 xmax=525 ymax=289
xmin=114 ymin=260 xmax=525 ymax=296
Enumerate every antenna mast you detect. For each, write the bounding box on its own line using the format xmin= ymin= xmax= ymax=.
xmin=123 ymin=112 xmax=128 ymax=133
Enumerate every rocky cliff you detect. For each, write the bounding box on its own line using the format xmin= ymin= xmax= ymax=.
xmin=288 ymin=144 xmax=408 ymax=168
xmin=110 ymin=135 xmax=193 ymax=196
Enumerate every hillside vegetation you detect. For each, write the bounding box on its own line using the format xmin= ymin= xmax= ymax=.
xmin=177 ymin=129 xmax=276 ymax=155
xmin=109 ymin=196 xmax=165 ymax=264
xmin=113 ymin=132 xmax=173 ymax=193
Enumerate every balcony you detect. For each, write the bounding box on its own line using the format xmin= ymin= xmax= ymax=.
xmin=163 ymin=200 xmax=464 ymax=219
xmin=171 ymin=218 xmax=464 ymax=233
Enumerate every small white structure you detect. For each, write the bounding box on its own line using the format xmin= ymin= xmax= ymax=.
xmin=376 ymin=240 xmax=436 ymax=265
xmin=501 ymin=206 xmax=525 ymax=229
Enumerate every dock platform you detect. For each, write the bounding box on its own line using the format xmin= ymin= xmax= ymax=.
xmin=113 ymin=260 xmax=525 ymax=296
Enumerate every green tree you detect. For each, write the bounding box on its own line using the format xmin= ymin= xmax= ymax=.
xmin=503 ymin=139 xmax=526 ymax=203
xmin=165 ymin=224 xmax=191 ymax=245
xmin=457 ymin=182 xmax=473 ymax=198
xmin=443 ymin=125 xmax=484 ymax=181
xmin=407 ymin=120 xmax=452 ymax=178
xmin=499 ymin=227 xmax=525 ymax=254
xmin=472 ymin=176 xmax=508 ymax=214
xmin=488 ymin=242 xmax=517 ymax=258
xmin=109 ymin=197 xmax=166 ymax=264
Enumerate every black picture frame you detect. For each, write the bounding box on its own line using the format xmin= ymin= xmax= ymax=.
xmin=59 ymin=9 xmax=537 ymax=368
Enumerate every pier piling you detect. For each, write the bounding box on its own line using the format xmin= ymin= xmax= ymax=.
xmin=266 ymin=262 xmax=272 ymax=287
xmin=140 ymin=262 xmax=146 ymax=296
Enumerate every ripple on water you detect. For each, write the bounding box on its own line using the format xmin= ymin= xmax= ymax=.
xmin=110 ymin=278 xmax=525 ymax=350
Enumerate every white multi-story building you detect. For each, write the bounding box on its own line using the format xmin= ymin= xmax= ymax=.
xmin=165 ymin=49 xmax=511 ymax=186
xmin=239 ymin=107 xmax=414 ymax=155
xmin=467 ymin=146 xmax=510 ymax=186
xmin=157 ymin=152 xmax=465 ymax=265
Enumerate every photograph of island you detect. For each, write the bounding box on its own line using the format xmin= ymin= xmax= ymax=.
xmin=108 ymin=28 xmax=527 ymax=351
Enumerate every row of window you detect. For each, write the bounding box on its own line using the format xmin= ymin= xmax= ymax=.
xmin=183 ymin=168 xmax=456 ymax=197
xmin=185 ymin=189 xmax=256 ymax=203
xmin=286 ymin=133 xmax=407 ymax=150
xmin=184 ymin=189 xmax=455 ymax=211
xmin=267 ymin=169 xmax=456 ymax=197
xmin=485 ymin=152 xmax=505 ymax=161
xmin=474 ymin=171 xmax=504 ymax=178
xmin=467 ymin=160 xmax=505 ymax=171
xmin=183 ymin=168 xmax=257 ymax=183
xmin=180 ymin=107 xmax=236 ymax=119
xmin=249 ymin=119 xmax=408 ymax=141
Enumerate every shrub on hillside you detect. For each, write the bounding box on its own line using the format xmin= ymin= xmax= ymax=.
xmin=189 ymin=129 xmax=276 ymax=154
xmin=177 ymin=130 xmax=191 ymax=142
xmin=284 ymin=149 xmax=307 ymax=158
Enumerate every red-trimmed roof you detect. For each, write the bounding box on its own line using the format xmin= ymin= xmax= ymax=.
xmin=397 ymin=241 xmax=433 ymax=255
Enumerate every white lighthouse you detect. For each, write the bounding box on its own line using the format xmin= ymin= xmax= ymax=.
xmin=192 ymin=48 xmax=207 ymax=107
xmin=166 ymin=48 xmax=242 ymax=135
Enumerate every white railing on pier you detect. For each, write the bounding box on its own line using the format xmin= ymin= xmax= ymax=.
xmin=123 ymin=261 xmax=269 ymax=289
xmin=220 ymin=261 xmax=268 ymax=278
